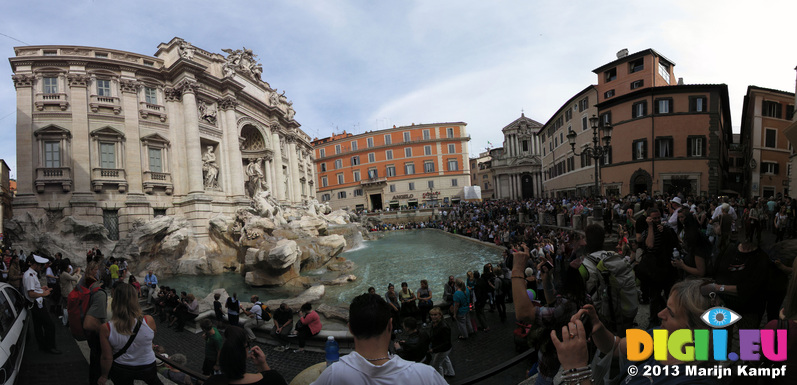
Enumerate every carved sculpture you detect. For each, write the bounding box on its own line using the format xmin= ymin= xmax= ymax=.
xmin=221 ymin=47 xmax=262 ymax=80
xmin=178 ymin=40 xmax=195 ymax=60
xmin=246 ymin=158 xmax=267 ymax=197
xmin=198 ymin=100 xmax=217 ymax=125
xmin=203 ymin=145 xmax=219 ymax=189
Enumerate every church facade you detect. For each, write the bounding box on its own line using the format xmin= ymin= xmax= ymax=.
xmin=10 ymin=37 xmax=315 ymax=239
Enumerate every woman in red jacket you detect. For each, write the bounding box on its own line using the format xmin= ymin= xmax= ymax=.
xmin=292 ymin=302 xmax=321 ymax=353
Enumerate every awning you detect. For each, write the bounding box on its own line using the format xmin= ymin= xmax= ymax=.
xmin=408 ymin=199 xmax=418 ymax=203
xmin=389 ymin=200 xmax=399 ymax=206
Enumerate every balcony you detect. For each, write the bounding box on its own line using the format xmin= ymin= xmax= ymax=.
xmin=139 ymin=102 xmax=167 ymax=122
xmin=35 ymin=167 xmax=72 ymax=193
xmin=360 ymin=177 xmax=387 ymax=186
xmin=89 ymin=95 xmax=121 ymax=114
xmin=142 ymin=171 xmax=173 ymax=195
xmin=34 ymin=93 xmax=69 ymax=111
xmin=91 ymin=168 xmax=127 ymax=193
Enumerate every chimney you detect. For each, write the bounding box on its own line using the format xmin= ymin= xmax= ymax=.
xmin=677 ymin=78 xmax=684 ymax=85
xmin=616 ymin=49 xmax=629 ymax=59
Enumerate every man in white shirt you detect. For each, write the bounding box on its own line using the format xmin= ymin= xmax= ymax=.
xmin=23 ymin=254 xmax=61 ymax=354
xmin=312 ymin=293 xmax=446 ymax=385
xmin=241 ymin=295 xmax=264 ymax=342
xmin=667 ymin=197 xmax=683 ymax=230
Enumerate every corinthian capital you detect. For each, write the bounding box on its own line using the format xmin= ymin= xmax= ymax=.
xmin=67 ymin=73 xmax=91 ymax=87
xmin=119 ymin=79 xmax=140 ymax=94
xmin=218 ymin=96 xmax=238 ymax=110
xmin=175 ymin=79 xmax=199 ymax=94
xmin=11 ymin=74 xmax=34 ymax=89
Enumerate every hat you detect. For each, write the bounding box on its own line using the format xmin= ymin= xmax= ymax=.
xmin=671 ymin=197 xmax=682 ymax=205
xmin=32 ymin=254 xmax=49 ymax=264
xmin=170 ymin=353 xmax=187 ymax=366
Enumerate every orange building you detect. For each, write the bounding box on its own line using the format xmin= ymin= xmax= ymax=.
xmin=592 ymin=49 xmax=732 ymax=196
xmin=312 ymin=123 xmax=471 ymax=210
xmin=741 ymin=86 xmax=795 ymax=198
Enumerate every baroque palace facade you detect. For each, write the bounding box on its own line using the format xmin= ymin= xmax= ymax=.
xmin=10 ymin=38 xmax=314 ymax=239
xmin=312 ymin=123 xmax=471 ymax=211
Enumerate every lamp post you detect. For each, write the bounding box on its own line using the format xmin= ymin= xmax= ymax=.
xmin=566 ymin=114 xmax=613 ymax=220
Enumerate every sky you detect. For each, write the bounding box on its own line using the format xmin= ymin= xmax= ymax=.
xmin=2 ymin=1 xmax=797 ymax=179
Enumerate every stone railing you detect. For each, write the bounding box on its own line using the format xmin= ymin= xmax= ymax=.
xmin=91 ymin=168 xmax=127 ymax=192
xmin=143 ymin=171 xmax=173 ymax=195
xmin=35 ymin=167 xmax=72 ymax=193
xmin=34 ymin=93 xmax=69 ymax=111
xmin=139 ymin=101 xmax=167 ymax=122
xmin=89 ymin=95 xmax=121 ymax=114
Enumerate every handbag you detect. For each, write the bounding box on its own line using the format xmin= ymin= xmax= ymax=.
xmin=112 ymin=318 xmax=143 ymax=360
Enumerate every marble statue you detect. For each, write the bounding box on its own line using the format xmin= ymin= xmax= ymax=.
xmin=203 ymin=145 xmax=219 ymax=189
xmin=198 ymin=100 xmax=217 ymax=125
xmin=178 ymin=40 xmax=195 ymax=60
xmin=246 ymin=158 xmax=267 ymax=197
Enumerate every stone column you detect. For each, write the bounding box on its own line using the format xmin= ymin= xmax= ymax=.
xmin=270 ymin=127 xmax=285 ymax=201
xmin=12 ymin=74 xmax=34 ymax=197
xmin=287 ymin=138 xmax=300 ymax=202
xmin=67 ymin=73 xmax=92 ymax=194
xmin=179 ymin=80 xmax=204 ymax=194
xmin=121 ymin=80 xmax=143 ymax=194
xmin=220 ymin=96 xmax=245 ymax=197
xmin=263 ymin=156 xmax=273 ymax=194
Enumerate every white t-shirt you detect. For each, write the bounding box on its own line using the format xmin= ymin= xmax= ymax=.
xmin=250 ymin=302 xmax=263 ymax=320
xmin=312 ymin=351 xmax=447 ymax=385
xmin=22 ymin=267 xmax=44 ymax=307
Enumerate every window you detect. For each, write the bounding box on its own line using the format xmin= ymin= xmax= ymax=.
xmin=367 ymin=137 xmax=374 ymax=148
xmin=690 ymin=96 xmax=707 ymax=112
xmin=565 ymin=109 xmax=572 ymax=122
xmin=658 ymin=62 xmax=671 ymax=83
xmin=43 ymin=50 xmax=57 ymax=56
xmin=404 ymin=147 xmax=412 ymax=157
xmin=448 ymin=144 xmax=455 ymax=154
xmin=319 ymin=148 xmax=326 ymax=158
xmin=579 ymin=97 xmax=589 ymax=111
xmin=353 ymin=170 xmax=361 ymax=182
xmin=351 ymin=141 xmax=358 ymax=151
xmin=423 ymin=130 xmax=430 ymax=140
xmin=554 ymin=137 xmax=558 ymax=147
xmin=143 ymin=60 xmax=154 ymax=67
xmin=43 ymin=77 xmax=58 ymax=94
xmin=522 ymin=140 xmax=529 ymax=152
xmin=368 ymin=169 xmax=378 ymax=179
xmin=604 ymin=89 xmax=615 ymax=98
xmin=321 ymin=176 xmax=328 ymax=187
xmin=334 ymin=159 xmax=342 ymax=169
xmin=335 ymin=144 xmax=341 ymax=154
xmin=405 ymin=163 xmax=415 ymax=175
xmin=368 ymin=153 xmax=375 ymax=163
xmin=320 ymin=163 xmax=327 ymax=172
xmin=386 ymin=150 xmax=393 ymax=160
xmin=631 ymin=80 xmax=644 ymax=90
xmin=100 ymin=142 xmax=115 ymax=168
xmin=763 ymin=100 xmax=782 ymax=119
xmin=452 ymin=178 xmax=458 ymax=187
xmin=687 ymin=136 xmax=706 ymax=157
xmin=655 ymin=98 xmax=673 ymax=114
xmin=95 ymin=52 xmax=108 ymax=58
xmin=655 ymin=137 xmax=673 ymax=158
xmin=97 ymin=79 xmax=111 ymax=97
xmin=736 ymin=157 xmax=745 ymax=168
xmin=424 ymin=161 xmax=435 ymax=173
xmin=604 ymin=68 xmax=617 ymax=82
xmin=447 ymin=127 xmax=454 ymax=138
xmin=321 ymin=193 xmax=330 ymax=201
xmin=154 ymin=209 xmax=167 ymax=217
xmin=403 ymin=132 xmax=411 ymax=142
xmin=144 ymin=87 xmax=158 ymax=104
xmin=788 ymin=105 xmax=796 ymax=120
xmin=762 ymin=162 xmax=779 ymax=174
xmin=384 ymin=134 xmax=392 ymax=145
xmin=354 ymin=189 xmax=363 ymax=196
xmin=582 ymin=116 xmax=588 ymax=131
xmin=629 ymin=58 xmax=644 ymax=73
xmin=148 ymin=148 xmax=163 ymax=172
xmin=386 ymin=165 xmax=396 ymax=177
xmin=424 ymin=145 xmax=432 ymax=155
xmin=632 ymin=139 xmax=647 ymax=160
xmin=338 ymin=191 xmax=347 ymax=199
xmin=337 ymin=174 xmax=344 ymax=184
xmin=351 ymin=156 xmax=360 ymax=166
xmin=408 ymin=182 xmax=415 ymax=191
xmin=428 ymin=180 xmax=434 ymax=189
xmin=44 ymin=141 xmax=61 ymax=168
xmin=447 ymin=159 xmax=459 ymax=171
xmin=601 ymin=112 xmax=612 ymax=125
xmin=103 ymin=209 xmax=119 ymax=241
xmin=632 ymin=101 xmax=647 ymax=118
xmin=765 ymin=128 xmax=777 ymax=148
xmin=389 ymin=184 xmax=396 ymax=192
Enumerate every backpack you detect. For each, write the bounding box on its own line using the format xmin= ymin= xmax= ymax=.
xmin=67 ymin=284 xmax=101 ymax=341
xmin=255 ymin=302 xmax=272 ymax=322
xmin=580 ymin=250 xmax=639 ymax=332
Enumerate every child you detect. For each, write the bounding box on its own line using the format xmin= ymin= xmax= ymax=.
xmin=200 ymin=319 xmax=223 ymax=376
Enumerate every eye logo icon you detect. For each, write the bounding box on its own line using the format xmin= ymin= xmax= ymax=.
xmin=700 ymin=307 xmax=741 ymax=328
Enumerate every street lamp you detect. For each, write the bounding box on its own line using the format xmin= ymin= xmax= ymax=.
xmin=567 ymin=114 xmax=613 ymax=219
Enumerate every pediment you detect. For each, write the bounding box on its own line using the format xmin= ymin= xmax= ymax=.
xmin=90 ymin=126 xmax=125 ymax=140
xmin=34 ymin=124 xmax=72 ymax=138
xmin=140 ymin=133 xmax=170 ymax=146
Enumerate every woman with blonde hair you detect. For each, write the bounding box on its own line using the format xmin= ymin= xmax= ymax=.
xmin=98 ymin=283 xmax=162 ymax=385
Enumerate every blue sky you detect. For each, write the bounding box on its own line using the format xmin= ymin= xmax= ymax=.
xmin=2 ymin=1 xmax=797 ymax=179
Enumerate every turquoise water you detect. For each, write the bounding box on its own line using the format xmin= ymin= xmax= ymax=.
xmin=159 ymin=229 xmax=503 ymax=306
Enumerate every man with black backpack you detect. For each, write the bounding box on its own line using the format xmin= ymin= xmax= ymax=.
xmin=638 ymin=208 xmax=679 ymax=328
